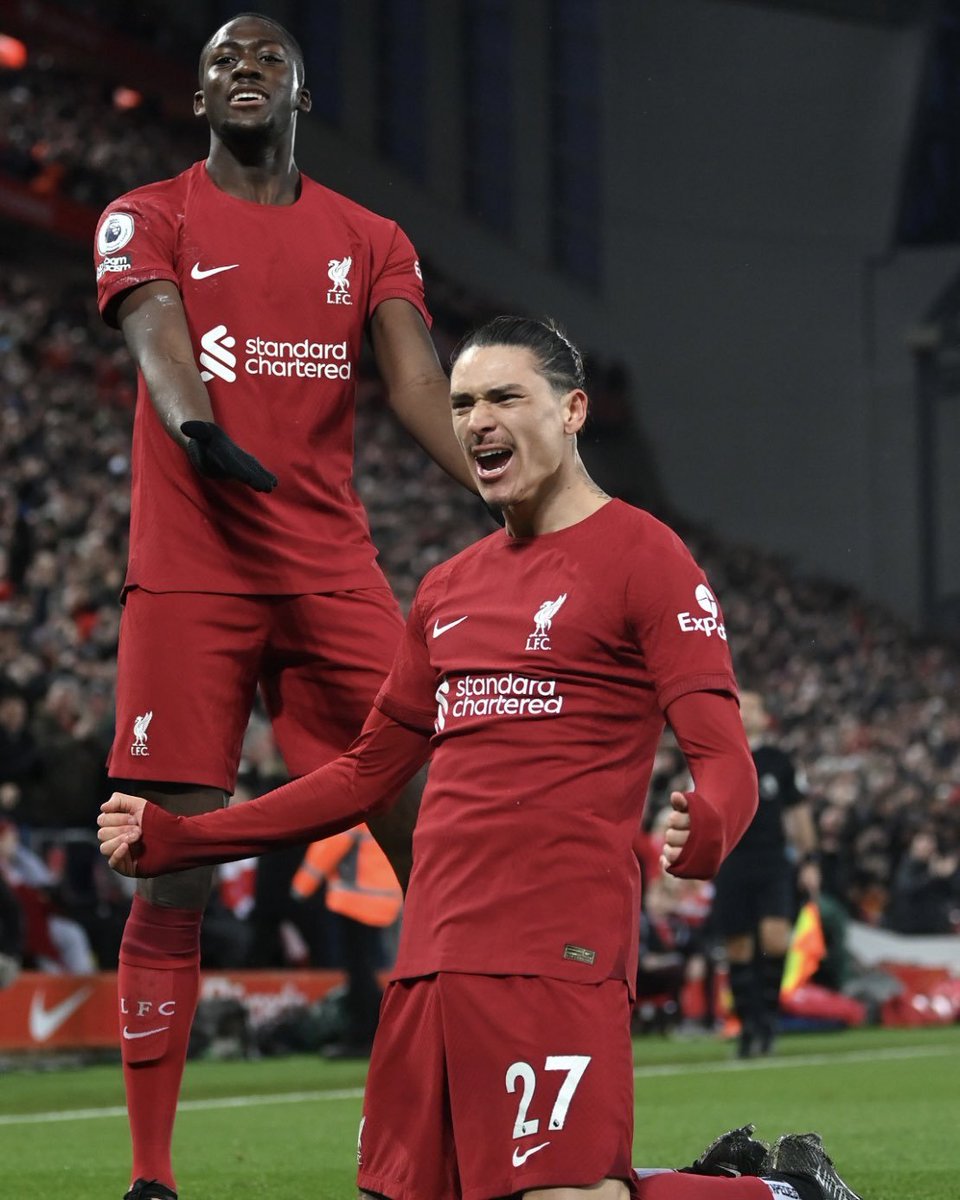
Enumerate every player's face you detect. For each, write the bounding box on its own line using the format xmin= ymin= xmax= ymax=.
xmin=450 ymin=345 xmax=587 ymax=514
xmin=195 ymin=17 xmax=311 ymax=141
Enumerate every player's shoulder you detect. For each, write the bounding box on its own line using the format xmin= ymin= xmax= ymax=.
xmin=300 ymin=174 xmax=403 ymax=236
xmin=413 ymin=529 xmax=504 ymax=598
xmin=606 ymin=499 xmax=695 ymax=562
xmin=100 ymin=162 xmax=200 ymax=217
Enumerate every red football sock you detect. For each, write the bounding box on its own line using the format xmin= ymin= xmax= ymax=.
xmin=118 ymin=896 xmax=203 ymax=1191
xmin=636 ymin=1174 xmax=781 ymax=1197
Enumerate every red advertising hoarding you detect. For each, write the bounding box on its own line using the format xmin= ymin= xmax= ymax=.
xmin=0 ymin=970 xmax=348 ymax=1051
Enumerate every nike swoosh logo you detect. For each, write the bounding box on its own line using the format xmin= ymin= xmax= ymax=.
xmin=122 ymin=1025 xmax=170 ymax=1040
xmin=191 ymin=262 xmax=239 ymax=280
xmin=512 ymin=1141 xmax=550 ymax=1167
xmin=432 ymin=616 xmax=468 ymax=638
xmin=28 ymin=987 xmax=95 ymax=1043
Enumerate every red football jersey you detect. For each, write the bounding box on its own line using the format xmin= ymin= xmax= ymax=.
xmin=94 ymin=162 xmax=430 ymax=594
xmin=376 ymin=500 xmax=738 ymax=989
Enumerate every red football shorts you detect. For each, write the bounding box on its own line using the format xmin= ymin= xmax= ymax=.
xmin=357 ymin=973 xmax=638 ymax=1200
xmin=108 ymin=587 xmax=404 ymax=790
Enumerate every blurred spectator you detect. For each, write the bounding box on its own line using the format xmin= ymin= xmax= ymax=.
xmin=0 ymin=687 xmax=40 ymax=818
xmin=0 ymin=61 xmax=203 ymax=210
xmin=0 ymin=870 xmax=23 ymax=985
xmin=635 ymin=874 xmax=715 ymax=1035
xmin=885 ymin=827 xmax=960 ymax=935
xmin=815 ymin=804 xmax=853 ymax=909
xmin=23 ymin=676 xmax=111 ymax=829
xmin=0 ymin=818 xmax=96 ymax=971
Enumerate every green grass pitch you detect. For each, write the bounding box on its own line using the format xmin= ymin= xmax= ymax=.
xmin=2 ymin=1026 xmax=957 ymax=1198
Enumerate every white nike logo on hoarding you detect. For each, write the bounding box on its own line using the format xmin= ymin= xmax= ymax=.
xmin=512 ymin=1141 xmax=550 ymax=1167
xmin=28 ymin=987 xmax=95 ymax=1042
xmin=432 ymin=616 xmax=468 ymax=638
xmin=191 ymin=262 xmax=238 ymax=279
xmin=122 ymin=1025 xmax=170 ymax=1040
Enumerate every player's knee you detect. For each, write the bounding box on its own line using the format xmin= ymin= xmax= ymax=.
xmin=120 ymin=783 xmax=225 ymax=908
xmin=137 ymin=864 xmax=216 ymax=910
xmin=114 ymin=781 xmax=227 ymax=816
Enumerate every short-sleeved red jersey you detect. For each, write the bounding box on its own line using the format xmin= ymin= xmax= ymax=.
xmin=94 ymin=162 xmax=430 ymax=594
xmin=375 ymin=500 xmax=738 ymax=990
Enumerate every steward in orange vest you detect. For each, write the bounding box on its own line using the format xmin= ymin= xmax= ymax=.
xmin=291 ymin=825 xmax=402 ymax=927
xmin=291 ymin=826 xmax=401 ymax=1057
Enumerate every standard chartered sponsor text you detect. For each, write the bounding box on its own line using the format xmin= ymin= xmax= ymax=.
xmin=452 ymin=672 xmax=564 ymax=719
xmin=245 ymin=337 xmax=352 ymax=379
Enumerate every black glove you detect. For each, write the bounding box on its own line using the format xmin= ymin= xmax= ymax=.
xmin=180 ymin=421 xmax=278 ymax=493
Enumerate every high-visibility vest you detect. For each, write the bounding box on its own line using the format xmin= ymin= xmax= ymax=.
xmin=291 ymin=825 xmax=402 ymax=927
xmin=781 ymin=901 xmax=826 ymax=997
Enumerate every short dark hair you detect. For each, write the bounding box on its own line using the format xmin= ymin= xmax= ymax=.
xmin=451 ymin=316 xmax=586 ymax=394
xmin=198 ymin=13 xmax=305 ymax=85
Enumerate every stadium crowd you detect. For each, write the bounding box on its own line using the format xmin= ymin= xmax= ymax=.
xmin=0 ymin=53 xmax=957 ymax=984
xmin=0 ymin=61 xmax=202 ymax=212
xmin=2 ymin=255 xmax=958 ymax=982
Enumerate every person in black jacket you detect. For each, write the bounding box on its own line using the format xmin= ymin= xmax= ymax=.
xmin=886 ymin=827 xmax=958 ymax=935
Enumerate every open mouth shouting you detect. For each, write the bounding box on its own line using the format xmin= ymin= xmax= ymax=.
xmin=473 ymin=447 xmax=513 ymax=481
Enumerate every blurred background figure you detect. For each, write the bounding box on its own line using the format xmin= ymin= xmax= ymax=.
xmin=0 ymin=686 xmax=40 ymax=820
xmin=635 ymin=872 xmax=716 ymax=1036
xmin=0 ymin=869 xmax=24 ymax=987
xmin=291 ymin=824 xmax=402 ymax=1058
xmin=710 ymin=691 xmax=819 ymax=1057
xmin=885 ymin=826 xmax=960 ymax=936
xmin=0 ymin=817 xmax=96 ymax=973
xmin=236 ymin=718 xmax=326 ymax=969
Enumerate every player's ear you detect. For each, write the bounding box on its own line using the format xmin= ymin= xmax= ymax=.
xmin=563 ymin=389 xmax=588 ymax=436
xmin=297 ymin=86 xmax=312 ymax=114
xmin=193 ymin=90 xmax=206 ymax=118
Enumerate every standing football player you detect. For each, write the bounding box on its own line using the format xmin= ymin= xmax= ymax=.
xmin=93 ymin=13 xmax=474 ymax=1200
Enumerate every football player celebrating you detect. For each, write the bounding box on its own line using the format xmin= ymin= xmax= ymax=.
xmin=100 ymin=318 xmax=860 ymax=1200
xmin=93 ymin=12 xmax=475 ymax=1200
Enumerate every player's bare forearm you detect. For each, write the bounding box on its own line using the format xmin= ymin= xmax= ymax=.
xmin=117 ymin=280 xmax=277 ymax=490
xmin=117 ymin=280 xmax=215 ymax=446
xmin=390 ymin=372 xmax=477 ymax=492
xmin=371 ymin=299 xmax=478 ymax=493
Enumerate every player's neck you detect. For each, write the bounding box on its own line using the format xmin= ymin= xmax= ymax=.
xmin=504 ymin=465 xmax=610 ymax=538
xmin=205 ymin=140 xmax=302 ymax=205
